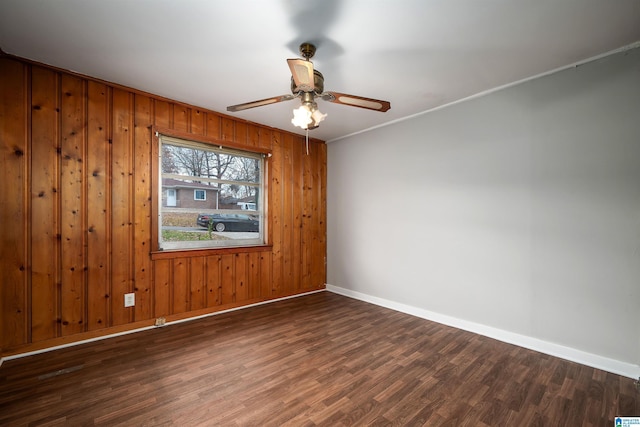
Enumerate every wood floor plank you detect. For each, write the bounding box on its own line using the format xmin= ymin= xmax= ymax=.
xmin=0 ymin=292 xmax=637 ymax=426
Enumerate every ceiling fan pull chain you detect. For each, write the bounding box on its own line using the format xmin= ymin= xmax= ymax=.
xmin=306 ymin=128 xmax=310 ymax=155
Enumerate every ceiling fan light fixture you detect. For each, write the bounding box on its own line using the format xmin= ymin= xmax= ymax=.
xmin=292 ymin=104 xmax=313 ymax=129
xmin=291 ymin=102 xmax=327 ymax=130
xmin=311 ymin=108 xmax=327 ymax=125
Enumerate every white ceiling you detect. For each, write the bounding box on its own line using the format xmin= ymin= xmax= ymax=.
xmin=1 ymin=0 xmax=639 ymax=142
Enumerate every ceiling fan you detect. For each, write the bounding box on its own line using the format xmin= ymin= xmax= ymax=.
xmin=227 ymin=42 xmax=391 ymax=130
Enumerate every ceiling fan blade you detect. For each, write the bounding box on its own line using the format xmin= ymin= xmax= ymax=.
xmin=321 ymin=92 xmax=391 ymax=112
xmin=287 ymin=59 xmax=315 ymax=92
xmin=227 ymin=94 xmax=295 ymax=112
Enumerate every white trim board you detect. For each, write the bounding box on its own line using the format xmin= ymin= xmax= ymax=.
xmin=0 ymin=289 xmax=325 ymax=366
xmin=325 ymin=284 xmax=640 ymax=380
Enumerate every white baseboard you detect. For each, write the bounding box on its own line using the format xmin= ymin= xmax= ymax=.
xmin=325 ymin=284 xmax=640 ymax=380
xmin=2 ymin=289 xmax=325 ymax=363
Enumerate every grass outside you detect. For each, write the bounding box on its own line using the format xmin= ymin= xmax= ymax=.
xmin=162 ymin=229 xmax=230 ymax=242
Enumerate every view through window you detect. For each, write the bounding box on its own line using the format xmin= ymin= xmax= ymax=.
xmin=158 ymin=134 xmax=264 ymax=250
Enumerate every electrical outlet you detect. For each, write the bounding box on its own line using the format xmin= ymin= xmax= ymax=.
xmin=155 ymin=317 xmax=166 ymax=326
xmin=124 ymin=293 xmax=135 ymax=307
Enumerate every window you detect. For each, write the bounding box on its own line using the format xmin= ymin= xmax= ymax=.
xmin=158 ymin=134 xmax=265 ymax=250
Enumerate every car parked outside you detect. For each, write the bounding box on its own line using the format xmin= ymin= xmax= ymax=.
xmin=237 ymin=202 xmax=256 ymax=211
xmin=197 ymin=213 xmax=259 ymax=232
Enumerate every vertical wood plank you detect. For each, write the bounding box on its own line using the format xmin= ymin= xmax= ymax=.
xmin=132 ymin=94 xmax=153 ymax=321
xmin=248 ymin=252 xmax=261 ymax=299
xmin=261 ymin=129 xmax=273 ymax=298
xmin=172 ymin=258 xmax=188 ymax=314
xmin=111 ymin=88 xmax=134 ymax=326
xmin=316 ymin=141 xmax=327 ymax=287
xmin=306 ymin=139 xmax=325 ymax=289
xmin=153 ymin=259 xmax=171 ymax=317
xmin=235 ymin=253 xmax=248 ymax=302
xmin=191 ymin=109 xmax=205 ymax=136
xmin=30 ymin=66 xmax=60 ymax=341
xmin=154 ymin=100 xmax=171 ymax=130
xmin=220 ymin=254 xmax=234 ymax=304
xmin=259 ymin=128 xmax=272 ymax=151
xmin=86 ymin=81 xmax=110 ymax=331
xmin=301 ymin=137 xmax=313 ymax=289
xmin=260 ymin=252 xmax=272 ymax=298
xmin=205 ymin=114 xmax=221 ymax=139
xmin=291 ymin=135 xmax=303 ymax=291
xmin=59 ymin=74 xmax=86 ymax=336
xmin=221 ymin=117 xmax=234 ymax=141
xmin=307 ymin=142 xmax=326 ymax=289
xmin=152 ymin=100 xmax=171 ymax=316
xmin=281 ymin=133 xmax=294 ymax=295
xmin=234 ymin=121 xmax=248 ymax=146
xmin=270 ymin=132 xmax=283 ymax=296
xmin=248 ymin=126 xmax=260 ymax=149
xmin=206 ymin=255 xmax=221 ymax=307
xmin=0 ymin=58 xmax=29 ymax=349
xmin=189 ymin=257 xmax=205 ymax=311
xmin=173 ymin=104 xmax=189 ymax=133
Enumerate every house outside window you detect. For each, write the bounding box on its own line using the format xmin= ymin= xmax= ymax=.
xmin=158 ymin=134 xmax=265 ymax=250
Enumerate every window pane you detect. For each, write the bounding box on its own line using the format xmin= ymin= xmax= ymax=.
xmin=159 ymin=136 xmax=264 ymax=250
xmin=162 ymin=143 xmax=260 ymax=183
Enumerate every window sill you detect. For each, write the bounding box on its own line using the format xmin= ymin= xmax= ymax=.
xmin=151 ymin=244 xmax=273 ymax=260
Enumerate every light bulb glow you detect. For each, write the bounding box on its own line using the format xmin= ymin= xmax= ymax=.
xmin=291 ymin=105 xmax=312 ymax=129
xmin=311 ymin=109 xmax=327 ymax=125
xmin=292 ymin=102 xmax=326 ymax=130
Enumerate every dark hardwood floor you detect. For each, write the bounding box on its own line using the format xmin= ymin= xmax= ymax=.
xmin=1 ymin=291 xmax=638 ymax=426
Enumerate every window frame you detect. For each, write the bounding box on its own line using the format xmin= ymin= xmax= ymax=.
xmin=151 ymin=128 xmax=271 ymax=256
xmin=194 ymin=189 xmax=206 ymax=201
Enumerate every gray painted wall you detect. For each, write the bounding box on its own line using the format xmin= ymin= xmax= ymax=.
xmin=327 ymin=47 xmax=640 ymax=371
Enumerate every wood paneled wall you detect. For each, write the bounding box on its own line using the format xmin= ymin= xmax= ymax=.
xmin=0 ymin=55 xmax=327 ymax=356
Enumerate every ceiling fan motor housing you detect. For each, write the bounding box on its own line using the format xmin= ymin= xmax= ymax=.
xmin=291 ymin=70 xmax=324 ymax=94
xmin=299 ymin=42 xmax=316 ymax=60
